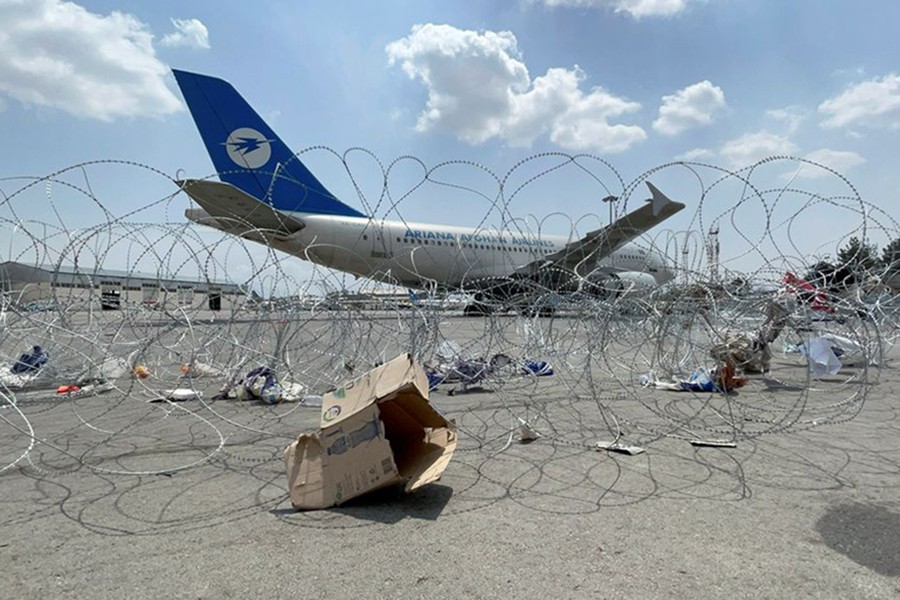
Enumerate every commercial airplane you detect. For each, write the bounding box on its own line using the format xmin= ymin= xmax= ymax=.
xmin=173 ymin=69 xmax=685 ymax=313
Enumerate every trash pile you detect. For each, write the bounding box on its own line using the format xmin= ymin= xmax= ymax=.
xmin=424 ymin=340 xmax=554 ymax=394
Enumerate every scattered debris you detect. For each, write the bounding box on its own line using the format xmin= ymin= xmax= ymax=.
xmin=595 ymin=441 xmax=646 ymax=455
xmin=156 ymin=388 xmax=203 ymax=402
xmin=518 ymin=418 xmax=541 ymax=443
xmin=180 ymin=361 xmax=224 ymax=378
xmin=795 ymin=337 xmax=843 ymax=377
xmin=0 ymin=366 xmax=41 ymax=389
xmin=707 ymin=300 xmax=791 ymax=374
xmin=709 ymin=332 xmax=772 ymax=373
xmin=11 ymin=346 xmax=48 ymax=374
xmin=783 ymin=271 xmax=834 ymax=312
xmin=426 ymin=352 xmax=511 ymax=393
xmin=690 ymin=439 xmax=737 ymax=448
xmin=426 ymin=340 xmax=554 ymax=393
xmin=300 ymin=394 xmax=323 ymax=407
xmin=520 ymin=359 xmax=554 ymax=377
xmin=68 ymin=382 xmax=115 ymax=398
xmin=643 ymin=362 xmax=747 ymax=393
xmin=215 ymin=366 xmax=282 ymax=404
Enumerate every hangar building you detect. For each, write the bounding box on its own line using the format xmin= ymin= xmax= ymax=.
xmin=0 ymin=261 xmax=247 ymax=311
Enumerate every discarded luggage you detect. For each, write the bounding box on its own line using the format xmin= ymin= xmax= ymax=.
xmin=11 ymin=346 xmax=48 ymax=374
xmin=709 ymin=332 xmax=771 ymax=373
xmin=425 ymin=339 xmax=554 ymax=393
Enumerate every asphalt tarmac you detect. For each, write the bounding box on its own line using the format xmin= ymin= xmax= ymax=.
xmin=2 ymin=313 xmax=899 ymax=599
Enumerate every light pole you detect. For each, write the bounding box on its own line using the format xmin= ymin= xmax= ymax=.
xmin=601 ymin=195 xmax=617 ymax=225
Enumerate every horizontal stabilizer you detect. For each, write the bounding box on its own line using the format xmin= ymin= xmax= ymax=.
xmin=178 ymin=179 xmax=306 ymax=235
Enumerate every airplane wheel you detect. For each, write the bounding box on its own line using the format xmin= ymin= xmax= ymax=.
xmin=463 ymin=302 xmax=492 ymax=316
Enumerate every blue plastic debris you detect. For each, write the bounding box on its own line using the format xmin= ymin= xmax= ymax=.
xmin=677 ymin=368 xmax=716 ymax=392
xmin=11 ymin=346 xmax=49 ymax=374
xmin=241 ymin=366 xmax=281 ymax=404
xmin=520 ymin=359 xmax=553 ymax=377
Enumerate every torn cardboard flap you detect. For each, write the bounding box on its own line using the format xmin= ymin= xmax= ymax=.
xmin=285 ymin=353 xmax=457 ymax=510
xmin=319 ymin=355 xmax=431 ymax=428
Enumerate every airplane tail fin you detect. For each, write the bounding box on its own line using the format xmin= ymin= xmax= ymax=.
xmin=172 ymin=69 xmax=366 ymax=218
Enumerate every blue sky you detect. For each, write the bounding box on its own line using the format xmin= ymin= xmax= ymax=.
xmin=1 ymin=0 xmax=899 ymax=284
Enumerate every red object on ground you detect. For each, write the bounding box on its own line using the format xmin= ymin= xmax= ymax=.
xmin=782 ymin=272 xmax=834 ymax=312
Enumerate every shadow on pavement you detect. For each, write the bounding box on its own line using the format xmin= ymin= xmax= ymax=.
xmin=817 ymin=502 xmax=900 ymax=576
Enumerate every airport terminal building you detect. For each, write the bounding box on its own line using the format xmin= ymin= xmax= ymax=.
xmin=0 ymin=261 xmax=247 ymax=311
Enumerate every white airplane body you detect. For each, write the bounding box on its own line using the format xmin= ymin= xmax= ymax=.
xmin=173 ymin=70 xmax=683 ymax=308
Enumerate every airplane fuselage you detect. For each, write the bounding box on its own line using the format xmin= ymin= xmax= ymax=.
xmin=258 ymin=212 xmax=674 ymax=290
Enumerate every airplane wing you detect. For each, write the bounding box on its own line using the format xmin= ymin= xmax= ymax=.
xmin=177 ymin=179 xmax=306 ymax=234
xmin=515 ymin=182 xmax=685 ymax=276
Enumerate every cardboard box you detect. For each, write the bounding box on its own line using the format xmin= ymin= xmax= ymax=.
xmin=284 ymin=353 xmax=458 ymax=510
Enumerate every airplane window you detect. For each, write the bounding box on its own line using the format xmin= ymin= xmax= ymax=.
xmin=363 ymin=234 xmax=368 ymax=240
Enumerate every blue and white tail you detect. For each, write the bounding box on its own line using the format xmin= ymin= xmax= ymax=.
xmin=173 ymin=69 xmax=366 ymax=218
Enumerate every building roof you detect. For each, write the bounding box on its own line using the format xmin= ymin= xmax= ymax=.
xmin=0 ymin=261 xmax=244 ymax=293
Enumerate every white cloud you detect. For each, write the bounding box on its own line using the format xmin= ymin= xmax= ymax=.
xmin=818 ymin=74 xmax=900 ymax=129
xmin=539 ymin=0 xmax=690 ymax=19
xmin=680 ymin=135 xmax=862 ymax=179
xmin=160 ymin=18 xmax=210 ymax=50
xmin=675 ymin=148 xmax=715 ymax=161
xmin=653 ymin=80 xmax=726 ymax=136
xmin=765 ymin=106 xmax=806 ymax=135
xmin=794 ymin=149 xmax=865 ymax=179
xmin=719 ymin=131 xmax=798 ymax=168
xmin=0 ymin=0 xmax=181 ymax=121
xmin=386 ymin=24 xmax=646 ymax=153
xmin=386 ymin=24 xmax=529 ymax=144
